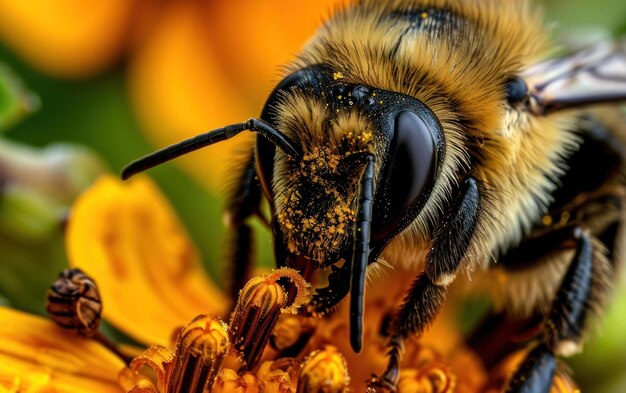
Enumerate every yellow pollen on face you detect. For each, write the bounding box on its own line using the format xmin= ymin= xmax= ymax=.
xmin=542 ymin=215 xmax=553 ymax=226
xmin=332 ymin=71 xmax=344 ymax=80
xmin=361 ymin=132 xmax=373 ymax=143
xmin=278 ymin=141 xmax=374 ymax=259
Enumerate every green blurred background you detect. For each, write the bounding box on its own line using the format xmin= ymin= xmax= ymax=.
xmin=0 ymin=0 xmax=625 ymax=391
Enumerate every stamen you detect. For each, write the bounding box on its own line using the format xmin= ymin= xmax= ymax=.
xmin=213 ymin=369 xmax=259 ymax=392
xmin=228 ymin=268 xmax=310 ymax=369
xmin=168 ymin=315 xmax=229 ymax=393
xmin=396 ymin=365 xmax=456 ymax=393
xmin=256 ymin=358 xmax=300 ymax=392
xmin=118 ymin=345 xmax=175 ymax=392
xmin=46 ymin=268 xmax=102 ymax=337
xmin=270 ymin=314 xmax=317 ymax=358
xmin=299 ymin=345 xmax=351 ymax=393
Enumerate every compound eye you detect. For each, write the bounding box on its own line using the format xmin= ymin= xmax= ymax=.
xmin=388 ymin=111 xmax=437 ymax=210
xmin=373 ymin=110 xmax=437 ymax=240
xmin=255 ymin=136 xmax=276 ymax=201
xmin=505 ymin=76 xmax=528 ymax=104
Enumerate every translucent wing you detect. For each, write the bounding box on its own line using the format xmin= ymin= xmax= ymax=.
xmin=524 ymin=40 xmax=626 ymax=115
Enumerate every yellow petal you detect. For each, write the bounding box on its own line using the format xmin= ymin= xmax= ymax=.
xmin=207 ymin=0 xmax=339 ymax=104
xmin=129 ymin=1 xmax=254 ymax=194
xmin=66 ymin=175 xmax=229 ymax=347
xmin=0 ymin=0 xmax=133 ymax=78
xmin=0 ymin=307 xmax=124 ymax=392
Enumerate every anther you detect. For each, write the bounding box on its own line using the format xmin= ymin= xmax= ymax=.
xmin=270 ymin=314 xmax=317 ymax=358
xmin=256 ymin=358 xmax=300 ymax=392
xmin=168 ymin=315 xmax=230 ymax=393
xmin=228 ymin=268 xmax=310 ymax=369
xmin=46 ymin=268 xmax=102 ymax=337
xmin=396 ymin=365 xmax=456 ymax=393
xmin=213 ymin=369 xmax=259 ymax=393
xmin=298 ymin=346 xmax=351 ymax=393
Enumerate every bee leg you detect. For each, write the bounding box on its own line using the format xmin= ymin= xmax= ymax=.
xmin=225 ymin=224 xmax=254 ymax=300
xmin=373 ymin=178 xmax=481 ymax=389
xmin=393 ymin=177 xmax=480 ymax=336
xmin=368 ymin=334 xmax=404 ymax=391
xmin=505 ymin=227 xmax=612 ymax=393
xmin=505 ymin=343 xmax=556 ymax=393
xmin=223 ymin=153 xmax=263 ymax=301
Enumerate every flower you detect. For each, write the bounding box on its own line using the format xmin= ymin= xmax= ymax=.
xmin=0 ymin=175 xmax=582 ymax=392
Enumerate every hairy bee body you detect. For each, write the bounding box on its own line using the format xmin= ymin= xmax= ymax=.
xmin=254 ymin=1 xmax=626 ymax=389
xmin=124 ymin=0 xmax=626 ymax=390
xmin=271 ymin=0 xmax=580 ymax=306
xmin=480 ymin=106 xmax=626 ymax=317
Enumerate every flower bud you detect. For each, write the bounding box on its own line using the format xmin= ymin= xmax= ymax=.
xmin=168 ymin=315 xmax=229 ymax=393
xmin=45 ymin=268 xmax=102 ymax=337
xmin=229 ymin=268 xmax=309 ymax=369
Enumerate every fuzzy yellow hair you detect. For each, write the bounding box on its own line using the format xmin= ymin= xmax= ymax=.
xmin=277 ymin=0 xmax=579 ymax=274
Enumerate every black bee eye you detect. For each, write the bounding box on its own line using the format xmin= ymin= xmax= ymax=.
xmin=389 ymin=111 xmax=436 ymax=209
xmin=373 ymin=110 xmax=437 ymax=241
xmin=505 ymin=76 xmax=528 ymax=104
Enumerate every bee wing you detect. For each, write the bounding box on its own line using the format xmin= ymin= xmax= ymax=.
xmin=524 ymin=40 xmax=626 ymax=116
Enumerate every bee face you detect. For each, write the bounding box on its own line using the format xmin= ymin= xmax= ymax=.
xmin=255 ymin=65 xmax=444 ymax=267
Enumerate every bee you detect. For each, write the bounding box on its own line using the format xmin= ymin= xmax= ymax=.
xmin=122 ymin=0 xmax=626 ymax=390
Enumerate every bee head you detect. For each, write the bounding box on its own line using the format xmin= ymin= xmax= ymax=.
xmin=256 ymin=65 xmax=445 ymax=268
